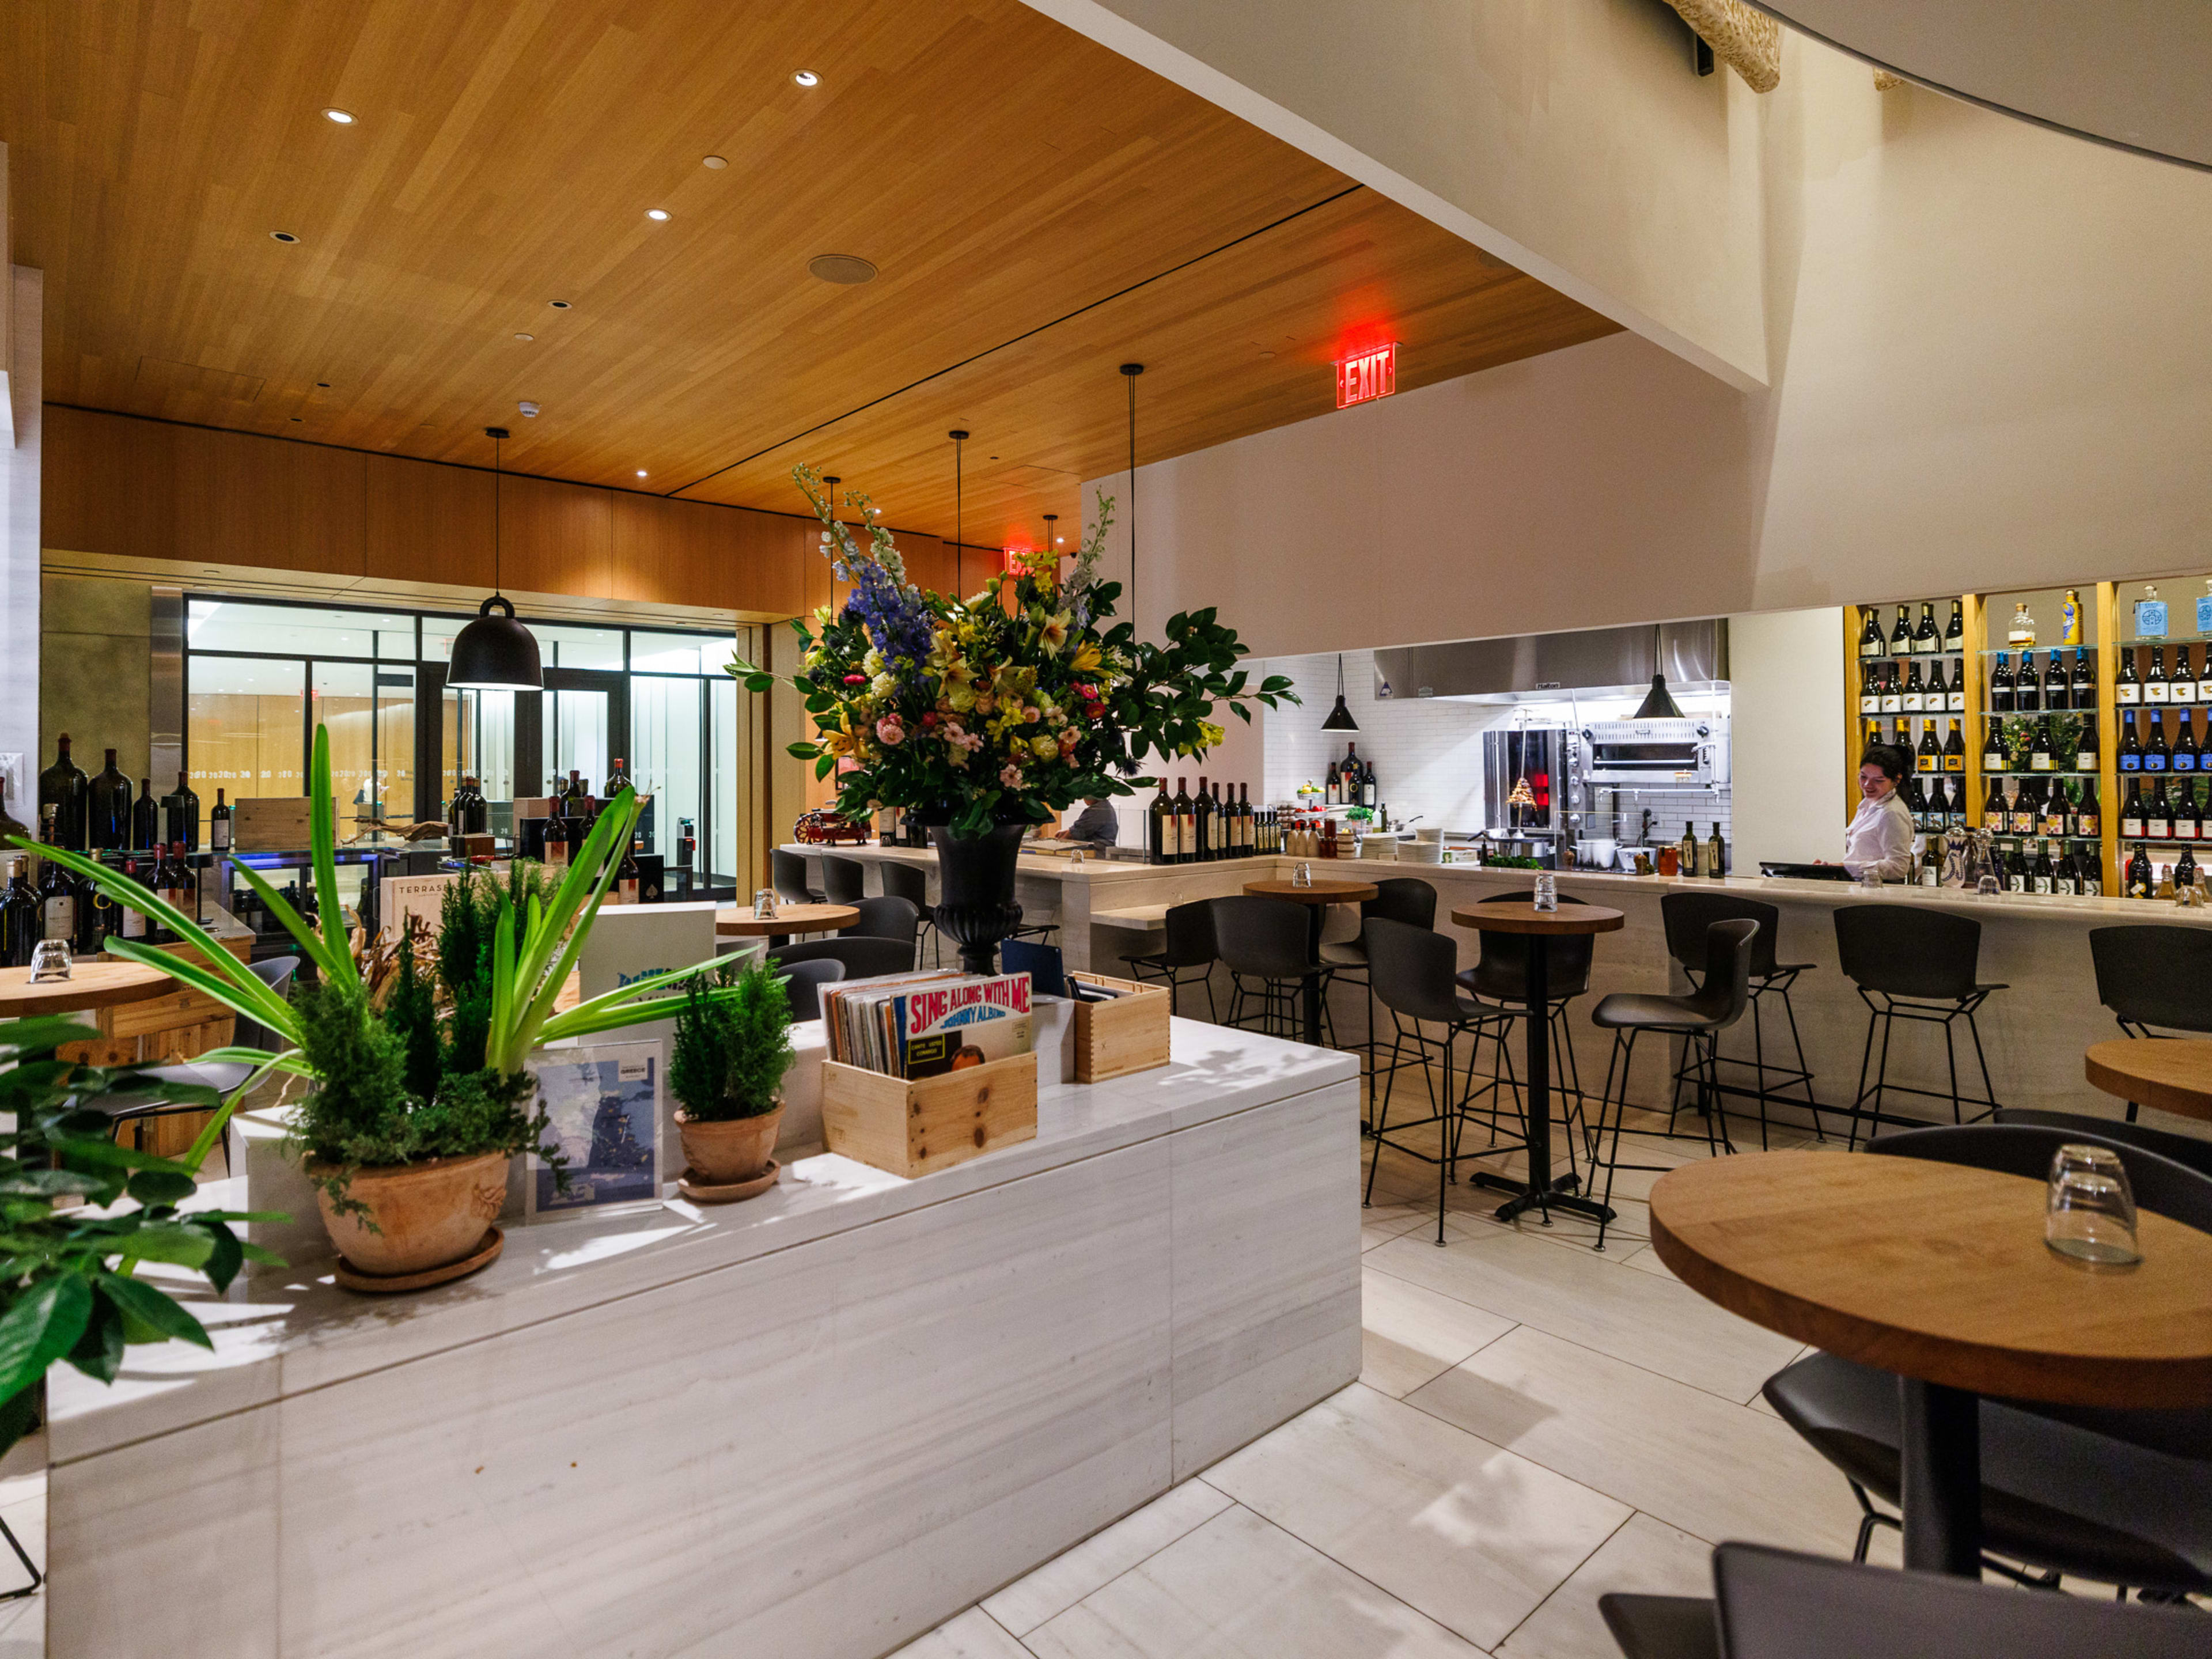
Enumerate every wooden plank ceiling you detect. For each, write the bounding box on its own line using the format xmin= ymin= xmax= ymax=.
xmin=5 ymin=0 xmax=1616 ymax=551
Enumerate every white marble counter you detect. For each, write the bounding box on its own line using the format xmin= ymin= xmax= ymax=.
xmin=47 ymin=1022 xmax=1360 ymax=1659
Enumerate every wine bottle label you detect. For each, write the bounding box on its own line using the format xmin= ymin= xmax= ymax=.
xmin=2080 ymin=815 xmax=2100 ymax=835
xmin=2176 ymin=683 xmax=2198 ymax=704
xmin=1943 ymin=756 xmax=1963 ymax=772
xmin=2146 ymin=755 xmax=2168 ymax=772
xmin=2118 ymin=684 xmax=2141 ymax=704
xmin=2179 ymin=822 xmax=2202 ymax=841
xmin=2150 ymin=821 xmax=2172 ymax=839
xmin=2034 ymin=876 xmax=2052 ymax=895
xmin=1948 ymin=691 xmax=1965 ymax=711
xmin=2178 ymin=756 xmax=2199 ymax=772
xmin=1881 ymin=694 xmax=1902 ymax=713
xmin=211 ymin=823 xmax=231 ymax=850
xmin=2121 ymin=755 xmax=2141 ymax=771
xmin=2124 ymin=815 xmax=2145 ymax=835
xmin=1858 ymin=693 xmax=1878 ymax=714
xmin=1920 ymin=868 xmax=1938 ymax=887
xmin=43 ymin=897 xmax=74 ymax=937
xmin=1902 ymin=692 xmax=1921 ymax=712
xmin=2076 ymin=751 xmax=2096 ymax=771
xmin=2029 ymin=753 xmax=2052 ymax=771
xmin=2148 ymin=683 xmax=2171 ymax=703
xmin=2009 ymin=875 xmax=2027 ymax=892
xmin=122 ymin=906 xmax=146 ymax=939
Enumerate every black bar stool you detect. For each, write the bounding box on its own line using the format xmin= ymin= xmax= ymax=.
xmin=1660 ymin=892 xmax=1821 ymax=1148
xmin=2088 ymin=925 xmax=2212 ymax=1121
xmin=1211 ymin=895 xmax=1335 ymax=1043
xmin=1363 ymin=916 xmax=1521 ymax=1246
xmin=876 ymin=861 xmax=944 ymax=965
xmin=1318 ymin=877 xmax=1438 ymax=1109
xmin=771 ymin=847 xmax=823 ymax=905
xmin=820 ymin=853 xmax=866 ymax=906
xmin=1586 ymin=918 xmax=1758 ymax=1251
xmin=1122 ymin=899 xmax=1220 ymax=1021
xmin=1455 ymin=894 xmax=1595 ymax=1175
xmin=1834 ymin=906 xmax=2005 ymax=1149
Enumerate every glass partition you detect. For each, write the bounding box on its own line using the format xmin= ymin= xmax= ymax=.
xmin=186 ymin=656 xmax=307 ymax=840
xmin=711 ymin=676 xmax=737 ymax=884
xmin=444 ymin=687 xmax=516 ymax=810
xmin=313 ymin=663 xmax=415 ymax=833
xmin=189 ymin=600 xmax=415 ymax=661
xmin=631 ymin=677 xmax=702 ymax=869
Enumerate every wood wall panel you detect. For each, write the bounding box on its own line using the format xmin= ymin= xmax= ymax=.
xmin=175 ymin=425 xmax=365 ymax=578
xmin=499 ymin=473 xmax=610 ymax=600
xmin=366 ymin=454 xmax=494 ymax=589
xmin=41 ymin=404 xmax=176 ymax=560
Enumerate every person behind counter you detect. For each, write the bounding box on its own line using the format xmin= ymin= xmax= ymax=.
xmin=1053 ymin=796 xmax=1120 ymax=847
xmin=1839 ymin=743 xmax=1916 ymax=881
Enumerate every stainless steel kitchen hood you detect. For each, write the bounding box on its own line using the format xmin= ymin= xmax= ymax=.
xmin=1372 ymin=620 xmax=1728 ymax=704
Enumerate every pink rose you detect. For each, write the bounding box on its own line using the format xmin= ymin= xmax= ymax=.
xmin=876 ymin=717 xmax=904 ymax=746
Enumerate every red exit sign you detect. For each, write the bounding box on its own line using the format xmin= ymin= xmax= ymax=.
xmin=1335 ymin=342 xmax=1397 ymax=408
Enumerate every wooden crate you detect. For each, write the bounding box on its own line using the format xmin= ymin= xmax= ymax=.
xmin=232 ymin=796 xmax=316 ymax=851
xmin=819 ymin=1051 xmax=1039 ymax=1178
xmin=1069 ymin=972 xmax=1172 ymax=1083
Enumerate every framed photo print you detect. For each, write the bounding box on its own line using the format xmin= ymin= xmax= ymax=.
xmin=525 ymin=1041 xmax=664 ymax=1221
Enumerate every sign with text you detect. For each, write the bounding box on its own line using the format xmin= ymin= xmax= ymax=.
xmin=1335 ymin=342 xmax=1397 ymax=408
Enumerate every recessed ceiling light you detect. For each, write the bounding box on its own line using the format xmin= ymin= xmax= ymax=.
xmin=702 ymin=154 xmax=728 ymax=170
xmin=1257 ymin=349 xmax=1277 ymax=360
xmin=514 ymin=332 xmax=535 ymax=342
xmin=808 ymin=253 xmax=877 ymax=285
xmin=793 ymin=70 xmax=820 ymax=86
xmin=635 ymin=469 xmax=648 ymax=478
xmin=646 ymin=208 xmax=670 ymax=222
xmin=548 ymin=300 xmax=573 ymax=309
xmin=270 ymin=230 xmax=300 ymax=243
xmin=323 ymin=108 xmax=355 ymax=124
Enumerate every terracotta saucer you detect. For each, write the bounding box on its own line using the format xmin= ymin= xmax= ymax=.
xmin=677 ymin=1160 xmax=781 ymax=1205
xmin=333 ymin=1226 xmax=504 ymax=1294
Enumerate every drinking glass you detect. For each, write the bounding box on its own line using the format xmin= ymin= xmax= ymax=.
xmin=1975 ymin=874 xmax=2002 ymax=899
xmin=2046 ymin=1143 xmax=2141 ymax=1264
xmin=1533 ymin=871 xmax=1558 ymax=912
xmin=752 ymin=888 xmax=778 ymax=920
xmin=1293 ymin=862 xmax=1312 ymax=888
xmin=27 ymin=940 xmax=72 ymax=983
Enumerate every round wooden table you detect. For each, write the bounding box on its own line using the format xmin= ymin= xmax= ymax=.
xmin=1245 ymin=878 xmax=1378 ymax=1046
xmin=715 ymin=903 xmax=858 ymax=940
xmin=2085 ymin=1037 xmax=2212 ymax=1123
xmin=1450 ymin=901 xmax=1624 ymax=1226
xmin=0 ymin=959 xmax=178 ymax=1020
xmin=1650 ymin=1149 xmax=2212 ymax=1576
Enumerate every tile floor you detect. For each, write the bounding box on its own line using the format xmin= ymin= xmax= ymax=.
xmin=892 ymin=1093 xmax=1903 ymax=1659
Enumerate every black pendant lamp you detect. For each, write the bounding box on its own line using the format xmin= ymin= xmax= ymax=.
xmin=446 ymin=427 xmax=543 ymax=691
xmin=1631 ymin=623 xmax=1684 ymax=720
xmin=1320 ymin=653 xmax=1359 ymax=731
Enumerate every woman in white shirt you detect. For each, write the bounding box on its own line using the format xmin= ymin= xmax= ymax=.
xmin=1841 ymin=744 xmax=1917 ymax=882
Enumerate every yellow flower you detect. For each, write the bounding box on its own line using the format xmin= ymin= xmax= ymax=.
xmin=947 ymin=684 xmax=977 ymax=713
xmin=870 ymin=672 xmax=898 ymax=698
xmin=1040 ymin=611 xmax=1071 ymax=653
xmin=1200 ymin=721 xmax=1226 ymax=750
xmin=1070 ymin=642 xmax=1103 ymax=673
xmin=1031 ymin=734 xmax=1059 ymax=761
xmin=862 ymin=649 xmax=885 ymax=676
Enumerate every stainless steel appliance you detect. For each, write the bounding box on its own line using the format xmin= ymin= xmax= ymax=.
xmin=1578 ymin=716 xmax=1730 ymax=788
xmin=1482 ymin=724 xmax=1570 ymax=862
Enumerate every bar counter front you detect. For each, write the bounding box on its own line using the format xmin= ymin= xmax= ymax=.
xmin=793 ymin=842 xmax=2212 ymax=1131
xmin=47 ymin=1021 xmax=1359 ymax=1659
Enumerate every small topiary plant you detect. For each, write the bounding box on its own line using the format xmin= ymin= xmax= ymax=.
xmin=670 ymin=957 xmax=794 ymax=1122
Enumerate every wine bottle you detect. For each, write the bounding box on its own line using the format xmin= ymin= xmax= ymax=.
xmin=1945 ymin=657 xmax=1965 ymax=713
xmin=167 ymin=842 xmax=200 ymax=927
xmin=0 ymin=859 xmax=37 ymax=967
xmin=36 ymin=809 xmax=77 ymax=941
xmin=1858 ymin=608 xmax=1885 ymax=659
xmin=2043 ymin=650 xmax=2070 ymax=711
xmin=1241 ymin=783 xmax=1256 ymax=853
xmin=1943 ymin=599 xmax=1965 ymax=653
xmin=1678 ymin=823 xmax=1698 ymax=876
xmin=1706 ymin=823 xmax=1726 ymax=880
xmin=2005 ymin=840 xmax=2029 ymax=893
xmin=1916 ymin=721 xmax=1941 ymax=773
xmin=1361 ymin=760 xmax=1377 ymax=810
xmin=2027 ymin=719 xmax=2054 ymax=772
xmin=1192 ymin=776 xmax=1213 ymax=863
xmin=1148 ymin=780 xmax=1172 ymax=863
xmin=2146 ymin=645 xmax=2171 ymax=705
xmin=2175 ymin=646 xmax=2198 ymax=707
xmin=1879 ymin=662 xmax=1902 ymax=714
xmin=0 ymin=780 xmax=22 ymax=845
xmin=1857 ymin=665 xmax=1880 ymax=717
xmin=1902 ymin=658 xmax=1924 ymax=714
xmin=2071 ymin=647 xmax=2094 ymax=706
xmin=117 ymin=856 xmax=149 ymax=942
xmin=2040 ymin=783 xmax=2068 ymax=840
xmin=1919 ymin=838 xmax=1942 ymax=887
xmin=209 ymin=788 xmax=233 ymax=851
xmin=1941 ymin=719 xmax=1964 ymax=772
xmin=1889 ymin=605 xmax=1912 ymax=653
xmin=1980 ymin=717 xmax=2006 ymax=774
xmin=542 ymin=810 xmax=570 ymax=870
xmin=2122 ymin=779 xmax=2146 ymax=839
xmin=2055 ymin=848 xmax=2080 ymax=896
xmin=2031 ymin=840 xmax=2055 ymax=895
xmin=2198 ymin=648 xmax=2212 ymax=704
xmin=616 ymin=836 xmax=642 ymax=904
xmin=2116 ymin=647 xmax=2142 ymax=706
xmin=2175 ymin=711 xmax=2200 ymax=773
xmin=79 ymin=866 xmax=115 ymax=954
xmin=2119 ymin=710 xmax=2143 ymax=771
xmin=2127 ymin=843 xmax=2154 ymax=899
xmin=37 ymin=735 xmax=89 ymax=853
xmin=1904 ymin=775 xmax=1927 ymax=832
xmin=2080 ymin=847 xmax=2104 ymax=897
xmin=132 ymin=779 xmax=160 ymax=850
xmin=1912 ymin=602 xmax=1938 ymax=654
xmin=2010 ymin=778 xmax=2040 ymax=837
xmin=2076 ymin=778 xmax=2101 ymax=838
xmin=2178 ymin=843 xmax=2200 ymax=892
xmin=87 ymin=749 xmax=131 ymax=850
xmin=1173 ymin=778 xmax=1195 ymax=865
xmin=1989 ymin=652 xmax=2015 ymax=714
xmin=1983 ymin=777 xmax=2010 ymax=834
xmin=604 ymin=757 xmax=629 ymax=797
xmin=163 ymin=772 xmax=202 ymax=850
xmin=2176 ymin=782 xmax=2204 ymax=844
xmin=2147 ymin=779 xmax=2174 ymax=840
xmin=2074 ymin=715 xmax=2099 ymax=774
xmin=2014 ymin=651 xmax=2041 ymax=714
xmin=2146 ymin=714 xmax=2172 ymax=772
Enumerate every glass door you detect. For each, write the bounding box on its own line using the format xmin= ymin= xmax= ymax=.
xmin=536 ymin=669 xmax=628 ymax=803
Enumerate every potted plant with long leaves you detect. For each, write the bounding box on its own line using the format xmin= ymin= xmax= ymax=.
xmin=0 ymin=1015 xmax=289 ymax=1456
xmin=669 ymin=956 xmax=794 ymax=1198
xmin=16 ymin=726 xmax=744 ymax=1286
xmin=731 ymin=469 xmax=1297 ymax=969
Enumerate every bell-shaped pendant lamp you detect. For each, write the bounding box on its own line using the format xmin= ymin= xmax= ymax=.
xmin=1631 ymin=624 xmax=1684 ymax=721
xmin=1320 ymin=653 xmax=1360 ymax=731
xmin=447 ymin=426 xmax=544 ymax=691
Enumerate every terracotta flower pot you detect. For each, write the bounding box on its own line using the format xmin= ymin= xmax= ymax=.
xmin=677 ymin=1103 xmax=784 ymax=1184
xmin=310 ymin=1150 xmax=509 ymax=1277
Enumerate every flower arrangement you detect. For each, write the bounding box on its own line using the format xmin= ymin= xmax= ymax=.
xmin=730 ymin=467 xmax=1296 ymax=834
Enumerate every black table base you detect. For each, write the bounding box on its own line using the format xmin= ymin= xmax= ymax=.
xmin=1472 ymin=933 xmax=1615 ymax=1227
xmin=1900 ymin=1377 xmax=1982 ymax=1575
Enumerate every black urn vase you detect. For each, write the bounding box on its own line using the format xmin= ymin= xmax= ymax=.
xmin=929 ymin=823 xmax=1026 ymax=975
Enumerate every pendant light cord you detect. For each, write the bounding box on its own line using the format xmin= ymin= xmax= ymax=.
xmin=950 ymin=430 xmax=966 ymax=596
xmin=491 ymin=431 xmax=502 ymax=596
xmin=1121 ymin=363 xmax=1143 ymax=638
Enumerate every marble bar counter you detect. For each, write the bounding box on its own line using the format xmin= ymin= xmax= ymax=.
xmin=790 ymin=843 xmax=2212 ymax=1135
xmin=46 ymin=1022 xmax=1360 ymax=1659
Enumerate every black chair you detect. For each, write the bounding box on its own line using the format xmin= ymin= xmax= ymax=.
xmin=778 ymin=957 xmax=843 ymax=1021
xmin=1833 ymin=906 xmax=2005 ymax=1148
xmin=771 ymin=847 xmax=823 ymax=906
xmin=1363 ymin=916 xmax=1518 ymax=1246
xmin=1456 ymin=894 xmax=1594 ymax=1165
xmin=876 ymin=861 xmax=944 ymax=965
xmin=1993 ymin=1105 xmax=2212 ymax=1179
xmin=1601 ymin=1539 xmax=2212 ymax=1659
xmin=768 ymin=937 xmax=917 ymax=980
xmin=1210 ymin=895 xmax=1334 ymax=1043
xmin=1319 ymin=878 xmax=1436 ymax=1086
xmin=820 ymin=854 xmax=867 ymax=906
xmin=96 ymin=955 xmax=301 ymax=1152
xmin=1660 ymin=892 xmax=1820 ymax=1148
xmin=1584 ymin=919 xmax=1758 ymax=1251
xmin=1764 ymin=1122 xmax=2212 ymax=1597
xmin=839 ymin=895 xmax=919 ymax=956
xmin=2089 ymin=925 xmax=2212 ymax=1120
xmin=1122 ymin=899 xmax=1220 ymax=1022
